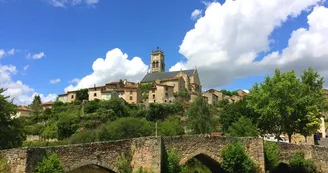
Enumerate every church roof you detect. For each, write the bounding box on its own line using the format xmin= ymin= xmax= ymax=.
xmin=141 ymin=69 xmax=195 ymax=83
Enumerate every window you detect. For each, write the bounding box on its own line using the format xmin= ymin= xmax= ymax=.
xmin=165 ymin=100 xmax=167 ymax=103
xmin=130 ymin=91 xmax=133 ymax=95
xmin=130 ymin=96 xmax=133 ymax=100
xmin=71 ymin=95 xmax=74 ymax=99
xmin=153 ymin=94 xmax=155 ymax=99
xmin=154 ymin=100 xmax=156 ymax=103
xmin=165 ymin=93 xmax=168 ymax=97
xmin=165 ymin=86 xmax=168 ymax=91
xmin=94 ymin=93 xmax=97 ymax=97
xmin=169 ymin=100 xmax=172 ymax=103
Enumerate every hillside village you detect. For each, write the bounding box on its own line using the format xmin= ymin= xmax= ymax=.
xmin=16 ymin=49 xmax=250 ymax=117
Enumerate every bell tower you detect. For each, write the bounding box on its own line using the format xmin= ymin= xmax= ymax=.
xmin=150 ymin=47 xmax=165 ymax=73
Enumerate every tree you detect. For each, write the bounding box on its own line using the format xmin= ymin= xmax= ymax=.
xmin=264 ymin=141 xmax=280 ymax=172
xmin=35 ymin=153 xmax=65 ymax=173
xmin=57 ymin=116 xmax=79 ymax=140
xmin=227 ymin=116 xmax=259 ymax=137
xmin=289 ymin=152 xmax=318 ymax=173
xmin=186 ymin=95 xmax=215 ymax=134
xmin=158 ymin=116 xmax=184 ymax=136
xmin=0 ymin=88 xmax=25 ymax=149
xmin=296 ymin=67 xmax=327 ymax=143
xmin=70 ymin=129 xmax=98 ymax=144
xmin=221 ymin=142 xmax=257 ymax=173
xmin=247 ymin=69 xmax=300 ymax=142
xmin=76 ymin=89 xmax=88 ymax=101
xmin=30 ymin=95 xmax=42 ymax=117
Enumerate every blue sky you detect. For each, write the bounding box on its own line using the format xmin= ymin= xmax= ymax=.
xmin=1 ymin=0 xmax=328 ymax=105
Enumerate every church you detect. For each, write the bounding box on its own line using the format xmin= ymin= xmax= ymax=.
xmin=141 ymin=48 xmax=202 ymax=103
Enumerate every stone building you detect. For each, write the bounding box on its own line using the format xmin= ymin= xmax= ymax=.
xmin=141 ymin=48 xmax=202 ymax=103
xmin=202 ymin=89 xmax=249 ymax=105
xmin=14 ymin=107 xmax=32 ymax=118
xmin=41 ymin=101 xmax=54 ymax=110
xmin=57 ymin=90 xmax=77 ymax=103
xmin=148 ymin=83 xmax=175 ymax=103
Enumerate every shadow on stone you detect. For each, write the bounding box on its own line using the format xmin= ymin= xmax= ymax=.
xmin=67 ymin=164 xmax=115 ymax=173
xmin=271 ymin=162 xmax=290 ymax=173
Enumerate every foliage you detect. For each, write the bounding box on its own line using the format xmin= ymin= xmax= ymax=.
xmin=166 ymin=149 xmax=181 ymax=173
xmin=115 ymin=154 xmax=132 ymax=173
xmin=146 ymin=103 xmax=183 ymax=121
xmin=264 ymin=141 xmax=280 ymax=172
xmin=83 ymin=99 xmax=101 ymax=114
xmin=70 ymin=129 xmax=98 ymax=144
xmin=174 ymin=88 xmax=190 ymax=101
xmin=30 ymin=95 xmax=42 ymax=116
xmin=220 ymin=89 xmax=238 ymax=96
xmin=35 ymin=153 xmax=65 ymax=173
xmin=227 ymin=116 xmax=259 ymax=137
xmin=41 ymin=122 xmax=58 ymax=139
xmin=23 ymin=141 xmax=69 ymax=147
xmin=135 ymin=167 xmax=153 ymax=173
xmin=158 ymin=116 xmax=184 ymax=136
xmin=76 ymin=88 xmax=89 ymax=101
xmin=186 ymin=95 xmax=215 ymax=134
xmin=0 ymin=88 xmax=25 ymax=149
xmin=219 ymin=97 xmax=260 ymax=133
xmin=57 ymin=115 xmax=79 ymax=140
xmin=221 ymin=142 xmax=257 ymax=173
xmin=0 ymin=155 xmax=10 ymax=173
xmin=289 ymin=152 xmax=318 ymax=173
xmin=98 ymin=117 xmax=153 ymax=141
xmin=181 ymin=158 xmax=211 ymax=173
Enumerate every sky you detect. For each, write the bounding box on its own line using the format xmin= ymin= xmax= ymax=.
xmin=1 ymin=0 xmax=328 ymax=105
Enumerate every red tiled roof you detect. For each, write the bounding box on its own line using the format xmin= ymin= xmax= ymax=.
xmin=41 ymin=101 xmax=54 ymax=106
xmin=17 ymin=107 xmax=31 ymax=112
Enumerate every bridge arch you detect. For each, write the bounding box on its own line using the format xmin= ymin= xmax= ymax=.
xmin=67 ymin=164 xmax=116 ymax=173
xmin=65 ymin=162 xmax=118 ymax=173
xmin=180 ymin=151 xmax=225 ymax=173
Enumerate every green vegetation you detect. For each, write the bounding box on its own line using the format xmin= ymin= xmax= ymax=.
xmin=220 ymin=89 xmax=239 ymax=96
xmin=0 ymin=88 xmax=25 ymax=149
xmin=264 ymin=142 xmax=280 ymax=172
xmin=289 ymin=152 xmax=318 ymax=173
xmin=76 ymin=88 xmax=88 ymax=101
xmin=221 ymin=142 xmax=258 ymax=173
xmin=158 ymin=116 xmax=184 ymax=136
xmin=115 ymin=154 xmax=132 ymax=173
xmin=0 ymin=155 xmax=10 ymax=173
xmin=227 ymin=116 xmax=259 ymax=137
xmin=35 ymin=153 xmax=65 ymax=173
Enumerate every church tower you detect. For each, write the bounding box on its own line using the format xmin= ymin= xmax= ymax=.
xmin=150 ymin=47 xmax=165 ymax=73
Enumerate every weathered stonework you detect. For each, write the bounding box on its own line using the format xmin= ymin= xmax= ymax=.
xmin=2 ymin=136 xmax=328 ymax=173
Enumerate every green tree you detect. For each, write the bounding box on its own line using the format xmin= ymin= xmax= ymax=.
xmin=296 ymin=67 xmax=327 ymax=143
xmin=227 ymin=116 xmax=259 ymax=137
xmin=247 ymin=69 xmax=300 ymax=142
xmin=35 ymin=153 xmax=64 ymax=173
xmin=76 ymin=88 xmax=88 ymax=101
xmin=70 ymin=129 xmax=98 ymax=144
xmin=221 ymin=142 xmax=257 ymax=173
xmin=57 ymin=116 xmax=79 ymax=140
xmin=41 ymin=122 xmax=58 ymax=139
xmin=264 ymin=142 xmax=280 ymax=172
xmin=186 ymin=95 xmax=215 ymax=134
xmin=166 ymin=149 xmax=182 ymax=173
xmin=158 ymin=116 xmax=184 ymax=136
xmin=98 ymin=117 xmax=153 ymax=141
xmin=0 ymin=88 xmax=25 ymax=149
xmin=30 ymin=95 xmax=42 ymax=117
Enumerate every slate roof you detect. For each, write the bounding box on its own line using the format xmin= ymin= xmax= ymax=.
xmin=141 ymin=69 xmax=195 ymax=83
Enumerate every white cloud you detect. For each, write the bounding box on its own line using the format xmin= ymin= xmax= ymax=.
xmin=65 ymin=48 xmax=148 ymax=92
xmin=30 ymin=52 xmax=45 ymax=59
xmin=0 ymin=48 xmax=16 ymax=58
xmin=50 ymin=78 xmax=61 ymax=84
xmin=47 ymin=0 xmax=100 ymax=7
xmin=69 ymin=78 xmax=81 ymax=84
xmin=7 ymin=48 xmax=15 ymax=55
xmin=23 ymin=65 xmax=29 ymax=71
xmin=0 ymin=64 xmax=56 ymax=105
xmin=171 ymin=0 xmax=325 ymax=88
xmin=191 ymin=9 xmax=203 ymax=20
xmin=0 ymin=49 xmax=5 ymax=58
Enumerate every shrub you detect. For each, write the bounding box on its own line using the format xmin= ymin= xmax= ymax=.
xmin=115 ymin=154 xmax=132 ymax=173
xmin=35 ymin=153 xmax=65 ymax=173
xmin=166 ymin=149 xmax=181 ymax=173
xmin=70 ymin=129 xmax=98 ymax=144
xmin=289 ymin=152 xmax=318 ymax=173
xmin=0 ymin=155 xmax=10 ymax=173
xmin=24 ymin=123 xmax=45 ymax=135
xmin=221 ymin=142 xmax=257 ymax=173
xmin=227 ymin=116 xmax=259 ymax=137
xmin=264 ymin=141 xmax=280 ymax=172
xmin=57 ymin=116 xmax=79 ymax=140
xmin=181 ymin=158 xmax=211 ymax=173
xmin=23 ymin=141 xmax=69 ymax=147
xmin=41 ymin=122 xmax=58 ymax=139
xmin=158 ymin=116 xmax=184 ymax=136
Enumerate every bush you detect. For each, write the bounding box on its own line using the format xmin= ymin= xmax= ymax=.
xmin=221 ymin=142 xmax=257 ymax=173
xmin=264 ymin=141 xmax=280 ymax=172
xmin=181 ymin=158 xmax=211 ymax=173
xmin=158 ymin=116 xmax=184 ymax=136
xmin=41 ymin=122 xmax=58 ymax=139
xmin=98 ymin=117 xmax=153 ymax=141
xmin=227 ymin=116 xmax=259 ymax=137
xmin=289 ymin=152 xmax=318 ymax=173
xmin=0 ymin=155 xmax=10 ymax=173
xmin=35 ymin=153 xmax=65 ymax=173
xmin=23 ymin=141 xmax=69 ymax=147
xmin=24 ymin=124 xmax=45 ymax=135
xmin=115 ymin=154 xmax=132 ymax=173
xmin=57 ymin=116 xmax=79 ymax=140
xmin=166 ymin=149 xmax=181 ymax=173
xmin=70 ymin=129 xmax=98 ymax=144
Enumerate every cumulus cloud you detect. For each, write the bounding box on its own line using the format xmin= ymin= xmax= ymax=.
xmin=50 ymin=78 xmax=61 ymax=84
xmin=0 ymin=64 xmax=57 ymax=105
xmin=0 ymin=49 xmax=5 ymax=58
xmin=191 ymin=9 xmax=203 ymax=20
xmin=0 ymin=48 xmax=16 ymax=58
xmin=28 ymin=52 xmax=45 ymax=59
xmin=47 ymin=0 xmax=99 ymax=7
xmin=23 ymin=65 xmax=29 ymax=71
xmin=171 ymin=0 xmax=326 ymax=88
xmin=65 ymin=48 xmax=148 ymax=92
xmin=69 ymin=78 xmax=81 ymax=84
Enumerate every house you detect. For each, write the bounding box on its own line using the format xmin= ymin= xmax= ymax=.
xmin=202 ymin=89 xmax=219 ymax=105
xmin=141 ymin=48 xmax=202 ymax=103
xmin=41 ymin=101 xmax=54 ymax=110
xmin=57 ymin=90 xmax=77 ymax=103
xmin=14 ymin=107 xmax=32 ymax=118
xmin=148 ymin=83 xmax=175 ymax=103
xmin=58 ymin=93 xmax=68 ymax=103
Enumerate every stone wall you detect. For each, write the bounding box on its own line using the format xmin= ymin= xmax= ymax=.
xmin=0 ymin=149 xmax=28 ymax=173
xmin=277 ymin=143 xmax=328 ymax=172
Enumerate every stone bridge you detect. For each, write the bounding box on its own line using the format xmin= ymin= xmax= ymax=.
xmin=1 ymin=135 xmax=328 ymax=173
